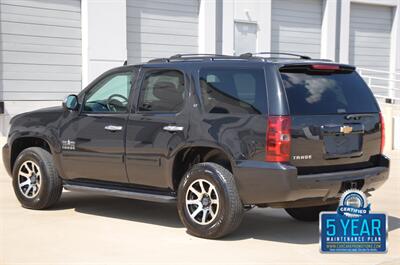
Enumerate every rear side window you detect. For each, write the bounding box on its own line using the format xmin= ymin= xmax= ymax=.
xmin=280 ymin=70 xmax=379 ymax=115
xmin=199 ymin=68 xmax=267 ymax=114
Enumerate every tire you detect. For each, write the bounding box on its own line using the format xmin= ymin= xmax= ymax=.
xmin=285 ymin=203 xmax=338 ymax=222
xmin=177 ymin=162 xmax=244 ymax=239
xmin=12 ymin=147 xmax=63 ymax=210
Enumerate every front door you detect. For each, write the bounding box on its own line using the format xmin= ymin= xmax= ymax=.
xmin=125 ymin=68 xmax=189 ymax=188
xmin=60 ymin=70 xmax=136 ymax=183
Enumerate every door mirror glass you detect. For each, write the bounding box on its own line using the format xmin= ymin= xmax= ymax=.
xmin=63 ymin=94 xmax=79 ymax=111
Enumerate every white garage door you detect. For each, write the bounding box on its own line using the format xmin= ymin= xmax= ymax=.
xmin=350 ymin=3 xmax=393 ymax=71
xmin=126 ymin=0 xmax=199 ymax=64
xmin=349 ymin=3 xmax=393 ymax=97
xmin=271 ymin=0 xmax=322 ymax=59
xmin=0 ymin=0 xmax=82 ymax=101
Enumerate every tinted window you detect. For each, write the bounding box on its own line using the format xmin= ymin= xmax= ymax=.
xmin=280 ymin=71 xmax=379 ymax=115
xmin=199 ymin=68 xmax=267 ymax=114
xmin=84 ymin=72 xmax=133 ymax=113
xmin=138 ymin=70 xmax=185 ymax=112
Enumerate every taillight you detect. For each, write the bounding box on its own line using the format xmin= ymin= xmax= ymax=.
xmin=379 ymin=112 xmax=385 ymax=153
xmin=266 ymin=116 xmax=291 ymax=162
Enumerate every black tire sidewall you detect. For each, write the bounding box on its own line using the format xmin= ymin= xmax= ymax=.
xmin=12 ymin=149 xmax=54 ymax=209
xmin=177 ymin=164 xmax=233 ymax=238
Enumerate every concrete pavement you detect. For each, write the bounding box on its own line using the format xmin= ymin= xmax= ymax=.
xmin=0 ymin=136 xmax=399 ymax=265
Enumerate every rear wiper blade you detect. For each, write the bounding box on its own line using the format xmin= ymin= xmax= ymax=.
xmin=345 ymin=113 xmax=375 ymax=120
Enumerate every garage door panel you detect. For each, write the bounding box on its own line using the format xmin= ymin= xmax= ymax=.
xmin=351 ymin=4 xmax=393 ymax=19
xmin=1 ymin=33 xmax=81 ymax=48
xmin=141 ymin=0 xmax=198 ymax=7
xmin=127 ymin=17 xmax=196 ymax=31
xmin=272 ymin=26 xmax=321 ymax=35
xmin=1 ymin=92 xmax=75 ymax=101
xmin=0 ymin=0 xmax=82 ymax=101
xmin=349 ymin=3 xmax=392 ymax=76
xmin=271 ymin=14 xmax=322 ymax=25
xmin=128 ymin=0 xmax=198 ymax=13
xmin=1 ymin=21 xmax=81 ymax=39
xmin=3 ymin=72 xmax=81 ymax=82
xmin=272 ymin=2 xmax=322 ymax=13
xmin=1 ymin=0 xmax=80 ymax=12
xmin=127 ymin=0 xmax=199 ymax=64
xmin=2 ymin=42 xmax=81 ymax=55
xmin=0 ymin=3 xmax=81 ymax=21
xmin=1 ymin=12 xmax=82 ymax=28
xmin=127 ymin=32 xmax=197 ymax=46
xmin=2 ymin=63 xmax=82 ymax=74
xmin=2 ymin=51 xmax=81 ymax=66
xmin=1 ymin=80 xmax=81 ymax=93
xmin=276 ymin=43 xmax=321 ymax=53
xmin=271 ymin=8 xmax=321 ymax=18
xmin=350 ymin=36 xmax=391 ymax=46
xmin=127 ymin=26 xmax=197 ymax=37
xmin=271 ymin=0 xmax=322 ymax=58
xmin=350 ymin=16 xmax=392 ymax=26
xmin=351 ymin=23 xmax=392 ymax=31
xmin=126 ymin=6 xmax=197 ymax=23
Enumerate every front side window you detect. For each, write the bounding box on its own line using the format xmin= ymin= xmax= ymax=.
xmin=84 ymin=72 xmax=133 ymax=113
xmin=199 ymin=68 xmax=267 ymax=114
xmin=138 ymin=70 xmax=185 ymax=112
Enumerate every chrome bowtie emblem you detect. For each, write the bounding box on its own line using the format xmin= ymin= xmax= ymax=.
xmin=340 ymin=125 xmax=353 ymax=134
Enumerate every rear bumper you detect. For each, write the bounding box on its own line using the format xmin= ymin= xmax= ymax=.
xmin=233 ymin=155 xmax=390 ymax=206
xmin=2 ymin=143 xmax=12 ymax=177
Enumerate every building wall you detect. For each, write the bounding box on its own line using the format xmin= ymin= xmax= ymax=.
xmin=1 ymin=0 xmax=400 ymax=149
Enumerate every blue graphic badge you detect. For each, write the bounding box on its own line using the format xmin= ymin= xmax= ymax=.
xmin=320 ymin=189 xmax=387 ymax=253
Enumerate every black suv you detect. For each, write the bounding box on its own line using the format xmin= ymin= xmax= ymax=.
xmin=2 ymin=53 xmax=389 ymax=238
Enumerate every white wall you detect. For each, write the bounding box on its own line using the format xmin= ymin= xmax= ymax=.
xmin=81 ymin=0 xmax=127 ymax=87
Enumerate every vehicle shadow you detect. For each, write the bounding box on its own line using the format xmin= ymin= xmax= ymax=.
xmin=52 ymin=191 xmax=400 ymax=243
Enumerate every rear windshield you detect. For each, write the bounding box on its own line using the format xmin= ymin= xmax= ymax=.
xmin=280 ymin=70 xmax=379 ymax=115
xmin=199 ymin=68 xmax=267 ymax=114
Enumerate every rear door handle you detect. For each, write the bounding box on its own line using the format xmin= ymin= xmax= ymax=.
xmin=104 ymin=125 xmax=123 ymax=132
xmin=163 ymin=125 xmax=184 ymax=132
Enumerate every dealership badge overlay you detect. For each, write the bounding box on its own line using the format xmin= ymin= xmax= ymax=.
xmin=320 ymin=189 xmax=387 ymax=253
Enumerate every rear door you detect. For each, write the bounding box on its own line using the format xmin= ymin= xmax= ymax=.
xmin=125 ymin=67 xmax=189 ymax=188
xmin=279 ymin=64 xmax=382 ymax=174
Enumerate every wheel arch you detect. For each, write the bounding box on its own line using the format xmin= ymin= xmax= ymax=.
xmin=171 ymin=144 xmax=235 ymax=191
xmin=10 ymin=136 xmax=53 ymax=173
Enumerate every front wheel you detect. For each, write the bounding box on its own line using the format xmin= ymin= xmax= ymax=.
xmin=285 ymin=203 xmax=338 ymax=222
xmin=177 ymin=162 xmax=244 ymax=239
xmin=12 ymin=147 xmax=63 ymax=210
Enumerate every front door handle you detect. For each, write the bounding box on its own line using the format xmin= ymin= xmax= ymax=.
xmin=104 ymin=125 xmax=123 ymax=132
xmin=163 ymin=125 xmax=184 ymax=132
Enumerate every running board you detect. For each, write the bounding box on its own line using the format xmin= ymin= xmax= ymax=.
xmin=63 ymin=182 xmax=176 ymax=203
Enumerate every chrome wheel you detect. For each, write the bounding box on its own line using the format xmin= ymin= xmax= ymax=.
xmin=18 ymin=160 xmax=41 ymax=199
xmin=185 ymin=179 xmax=220 ymax=225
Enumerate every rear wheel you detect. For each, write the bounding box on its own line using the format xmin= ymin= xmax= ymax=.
xmin=12 ymin=147 xmax=63 ymax=209
xmin=177 ymin=162 xmax=244 ymax=239
xmin=285 ymin=203 xmax=338 ymax=222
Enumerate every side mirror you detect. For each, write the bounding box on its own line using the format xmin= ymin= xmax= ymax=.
xmin=63 ymin=94 xmax=79 ymax=111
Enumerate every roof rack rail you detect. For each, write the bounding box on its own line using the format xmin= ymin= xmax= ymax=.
xmin=147 ymin=54 xmax=241 ymax=63
xmin=240 ymin=52 xmax=311 ymax=60
xmin=169 ymin=53 xmax=236 ymax=59
xmin=148 ymin=58 xmax=170 ymax=63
